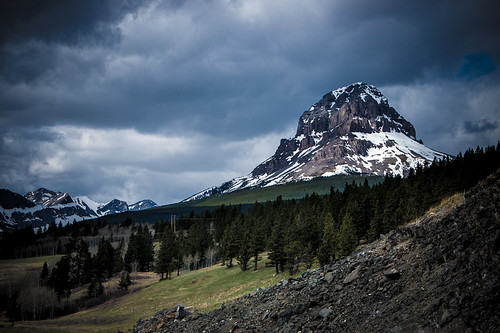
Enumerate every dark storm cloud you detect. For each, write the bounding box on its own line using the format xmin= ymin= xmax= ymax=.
xmin=1 ymin=0 xmax=500 ymax=203
xmin=0 ymin=0 xmax=152 ymax=46
xmin=2 ymin=0 xmax=500 ymax=134
xmin=464 ymin=119 xmax=499 ymax=134
xmin=0 ymin=0 xmax=153 ymax=83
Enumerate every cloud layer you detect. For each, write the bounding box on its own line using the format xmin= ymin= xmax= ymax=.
xmin=1 ymin=0 xmax=499 ymax=204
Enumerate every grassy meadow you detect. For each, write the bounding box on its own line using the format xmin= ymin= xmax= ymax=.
xmin=0 ymin=254 xmax=297 ymax=333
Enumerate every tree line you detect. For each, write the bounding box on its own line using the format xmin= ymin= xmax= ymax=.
xmin=156 ymin=144 xmax=500 ymax=276
xmin=154 ymin=143 xmax=500 ymax=277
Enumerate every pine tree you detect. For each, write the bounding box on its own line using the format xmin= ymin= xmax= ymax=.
xmin=51 ymin=255 xmax=72 ymax=301
xmin=248 ymin=218 xmax=266 ymax=271
xmin=237 ymin=230 xmax=252 ymax=271
xmin=156 ymin=226 xmax=178 ymax=280
xmin=118 ymin=270 xmax=131 ymax=290
xmin=140 ymin=226 xmax=155 ymax=272
xmin=39 ymin=262 xmax=49 ymax=285
xmin=336 ymin=213 xmax=357 ymax=257
xmin=72 ymin=239 xmax=93 ymax=285
xmin=268 ymin=217 xmax=286 ymax=274
xmin=221 ymin=219 xmax=241 ymax=268
xmin=87 ymin=278 xmax=104 ymax=299
xmin=124 ymin=232 xmax=139 ymax=272
xmin=94 ymin=237 xmax=116 ymax=279
xmin=125 ymin=225 xmax=155 ymax=272
xmin=317 ymin=213 xmax=336 ymax=266
xmin=6 ymin=288 xmax=19 ymax=326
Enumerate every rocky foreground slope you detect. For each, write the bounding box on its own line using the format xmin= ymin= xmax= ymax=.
xmin=134 ymin=170 xmax=500 ymax=332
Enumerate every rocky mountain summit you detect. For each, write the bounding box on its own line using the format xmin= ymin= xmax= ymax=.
xmin=186 ymin=82 xmax=447 ymax=201
xmin=134 ymin=169 xmax=500 ymax=332
xmin=25 ymin=188 xmax=74 ymax=207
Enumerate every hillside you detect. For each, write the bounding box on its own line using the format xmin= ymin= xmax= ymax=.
xmin=81 ymin=174 xmax=382 ymax=225
xmin=133 ymin=169 xmax=500 ymax=332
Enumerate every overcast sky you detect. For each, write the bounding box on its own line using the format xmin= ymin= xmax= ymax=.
xmin=1 ymin=0 xmax=499 ymax=205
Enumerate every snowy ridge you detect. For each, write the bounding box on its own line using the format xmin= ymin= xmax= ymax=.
xmin=74 ymin=196 xmax=101 ymax=215
xmin=184 ymin=82 xmax=449 ymax=202
xmin=0 ymin=189 xmax=157 ymax=232
xmin=129 ymin=199 xmax=158 ymax=211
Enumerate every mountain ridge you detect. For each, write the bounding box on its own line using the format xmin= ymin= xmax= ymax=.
xmin=0 ymin=187 xmax=157 ymax=232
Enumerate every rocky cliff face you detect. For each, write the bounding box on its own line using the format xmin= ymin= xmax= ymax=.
xmin=185 ymin=82 xmax=447 ymax=201
xmin=252 ymin=82 xmax=419 ymax=178
xmin=135 ymin=169 xmax=500 ymax=332
xmin=25 ymin=188 xmax=74 ymax=207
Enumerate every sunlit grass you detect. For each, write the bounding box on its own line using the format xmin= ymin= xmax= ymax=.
xmin=0 ymin=255 xmax=61 ymax=283
xmin=1 ymin=254 xmax=294 ymax=333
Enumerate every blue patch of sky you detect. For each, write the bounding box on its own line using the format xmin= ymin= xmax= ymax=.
xmin=458 ymin=52 xmax=497 ymax=80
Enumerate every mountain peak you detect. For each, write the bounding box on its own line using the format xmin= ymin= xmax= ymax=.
xmin=25 ymin=187 xmax=74 ymax=207
xmin=297 ymin=82 xmax=416 ymax=141
xmin=329 ymin=82 xmax=387 ymax=105
xmin=184 ymin=83 xmax=447 ymax=202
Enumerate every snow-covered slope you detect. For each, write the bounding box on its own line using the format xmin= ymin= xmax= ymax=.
xmin=0 ymin=189 xmax=96 ymax=231
xmin=185 ymin=82 xmax=448 ymax=201
xmin=129 ymin=199 xmax=158 ymax=211
xmin=0 ymin=188 xmax=157 ymax=232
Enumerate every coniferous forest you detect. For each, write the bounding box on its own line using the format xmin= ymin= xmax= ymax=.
xmin=0 ymin=144 xmax=499 ymax=321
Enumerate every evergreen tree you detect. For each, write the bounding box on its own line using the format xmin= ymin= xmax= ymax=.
xmin=317 ymin=213 xmax=336 ymax=266
xmin=87 ymin=278 xmax=104 ymax=299
xmin=94 ymin=237 xmax=116 ymax=279
xmin=125 ymin=225 xmax=155 ymax=272
xmin=220 ymin=219 xmax=241 ymax=268
xmin=6 ymin=289 xmax=19 ymax=326
xmin=336 ymin=213 xmax=357 ymax=257
xmin=113 ymin=239 xmax=126 ymax=274
xmin=124 ymin=232 xmax=139 ymax=272
xmin=39 ymin=261 xmax=49 ymax=285
xmin=118 ymin=270 xmax=131 ymax=290
xmin=248 ymin=218 xmax=266 ymax=271
xmin=284 ymin=240 xmax=302 ymax=275
xmin=186 ymin=221 xmax=213 ymax=269
xmin=139 ymin=226 xmax=155 ymax=272
xmin=237 ymin=229 xmax=252 ymax=271
xmin=268 ymin=217 xmax=286 ymax=274
xmin=72 ymin=239 xmax=93 ymax=285
xmin=156 ymin=226 xmax=179 ymax=280
xmin=51 ymin=255 xmax=72 ymax=301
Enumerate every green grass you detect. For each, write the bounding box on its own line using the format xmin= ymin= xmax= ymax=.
xmin=0 ymin=255 xmax=61 ymax=284
xmin=1 ymin=255 xmax=299 ymax=333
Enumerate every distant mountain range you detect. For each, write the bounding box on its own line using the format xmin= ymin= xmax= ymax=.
xmin=0 ymin=187 xmax=157 ymax=232
xmin=185 ymin=82 xmax=448 ymax=201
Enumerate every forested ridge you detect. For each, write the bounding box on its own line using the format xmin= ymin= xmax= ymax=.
xmin=1 ymin=144 xmax=499 ymax=322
